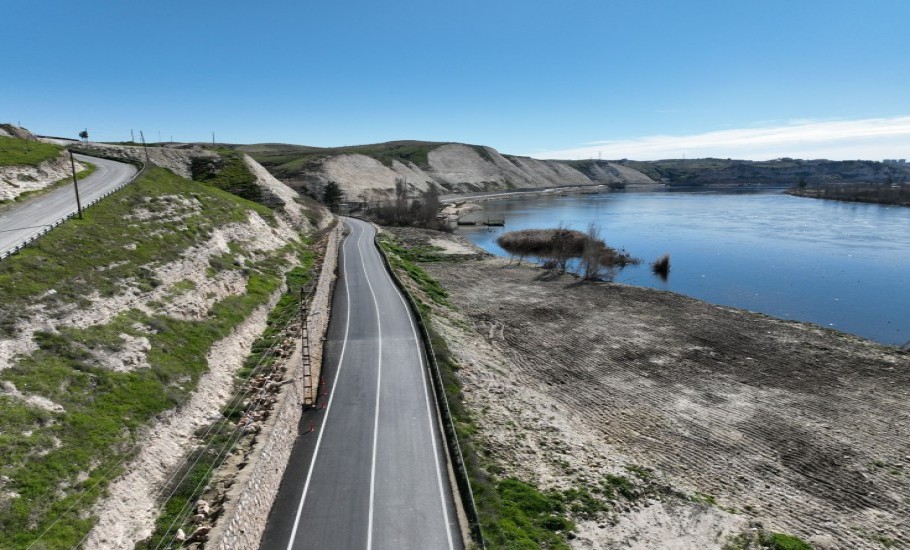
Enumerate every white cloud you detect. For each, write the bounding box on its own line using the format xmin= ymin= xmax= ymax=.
xmin=532 ymin=116 xmax=910 ymax=161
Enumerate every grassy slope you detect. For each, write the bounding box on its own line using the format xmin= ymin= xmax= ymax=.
xmin=0 ymin=167 xmax=304 ymax=548
xmin=191 ymin=148 xmax=265 ymax=205
xmin=0 ymin=136 xmax=62 ymax=167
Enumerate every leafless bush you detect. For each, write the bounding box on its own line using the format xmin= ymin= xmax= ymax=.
xmin=652 ymin=253 xmax=671 ymax=281
xmin=497 ymin=226 xmax=638 ymax=278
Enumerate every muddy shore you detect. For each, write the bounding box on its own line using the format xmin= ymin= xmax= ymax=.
xmin=386 ymin=227 xmax=910 ymax=549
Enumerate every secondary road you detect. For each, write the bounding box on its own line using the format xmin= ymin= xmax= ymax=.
xmin=0 ymin=153 xmax=137 ymax=256
xmin=260 ymin=218 xmax=462 ymax=549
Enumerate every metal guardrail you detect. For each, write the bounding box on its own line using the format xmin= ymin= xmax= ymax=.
xmin=0 ymin=153 xmax=146 ymax=261
xmin=372 ymin=230 xmax=485 ymax=549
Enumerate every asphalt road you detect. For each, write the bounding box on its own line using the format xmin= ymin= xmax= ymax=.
xmin=0 ymin=154 xmax=137 ymax=256
xmin=260 ymin=218 xmax=462 ymax=550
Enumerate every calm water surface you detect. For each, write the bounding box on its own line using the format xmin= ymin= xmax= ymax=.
xmin=457 ymin=190 xmax=910 ymax=346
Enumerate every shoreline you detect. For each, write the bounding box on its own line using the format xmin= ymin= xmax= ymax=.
xmin=439 ymin=182 xmax=663 ymax=206
xmin=383 ymin=226 xmax=910 ymax=549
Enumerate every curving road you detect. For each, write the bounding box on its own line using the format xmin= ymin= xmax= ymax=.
xmin=260 ymin=218 xmax=463 ymax=550
xmin=0 ymin=153 xmax=137 ymax=256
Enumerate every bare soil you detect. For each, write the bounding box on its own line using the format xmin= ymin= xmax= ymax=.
xmin=389 ymin=228 xmax=910 ymax=549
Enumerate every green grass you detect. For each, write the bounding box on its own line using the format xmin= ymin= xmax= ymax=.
xmin=141 ymin=244 xmax=317 ymax=548
xmin=724 ymin=530 xmax=813 ymax=550
xmin=0 ymin=166 xmax=303 ymax=548
xmin=377 ymin=236 xmax=451 ymax=313
xmin=0 ymin=166 xmax=272 ymax=323
xmin=0 ymin=136 xmax=62 ymax=167
xmin=191 ymin=148 xmax=269 ymax=207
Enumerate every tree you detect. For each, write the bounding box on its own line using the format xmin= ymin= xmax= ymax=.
xmin=394 ymin=178 xmax=409 ymax=223
xmin=78 ymin=129 xmax=89 ymax=142
xmin=579 ymin=223 xmax=604 ymax=280
xmin=322 ymin=180 xmax=344 ymax=212
xmin=550 ymin=223 xmax=575 ymax=273
xmin=419 ymin=186 xmax=441 ymax=227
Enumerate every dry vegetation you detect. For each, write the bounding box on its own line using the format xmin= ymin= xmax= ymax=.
xmin=385 ymin=227 xmax=909 ymax=550
xmin=497 ymin=227 xmax=638 ymax=280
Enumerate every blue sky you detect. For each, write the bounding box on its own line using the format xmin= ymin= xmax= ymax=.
xmin=3 ymin=0 xmax=910 ymax=160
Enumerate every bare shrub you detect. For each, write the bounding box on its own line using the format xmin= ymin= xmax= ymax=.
xmin=652 ymin=253 xmax=671 ymax=281
xmin=497 ymin=227 xmax=638 ymax=278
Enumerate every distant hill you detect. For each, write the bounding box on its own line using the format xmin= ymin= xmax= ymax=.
xmin=618 ymin=158 xmax=910 ymax=187
xmin=237 ymin=141 xmax=910 ymax=199
xmin=236 ymin=141 xmax=657 ymax=199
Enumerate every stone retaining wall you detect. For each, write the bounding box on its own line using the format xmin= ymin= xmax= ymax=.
xmin=208 ymin=221 xmax=342 ymax=549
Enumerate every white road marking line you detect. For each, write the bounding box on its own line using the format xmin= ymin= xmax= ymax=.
xmin=357 ymin=220 xmax=385 ymax=550
xmin=285 ymin=220 xmax=354 ymax=550
xmin=382 ymin=237 xmax=457 ymax=550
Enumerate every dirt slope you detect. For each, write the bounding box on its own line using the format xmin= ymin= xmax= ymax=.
xmin=249 ymin=141 xmax=657 ymax=199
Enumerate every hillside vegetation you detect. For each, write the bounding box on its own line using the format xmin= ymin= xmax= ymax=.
xmin=0 ymin=166 xmax=314 ymax=548
xmin=788 ymin=182 xmax=910 ymax=206
xmin=621 ymin=158 xmax=910 ymax=187
xmin=0 ymin=135 xmax=62 ymax=167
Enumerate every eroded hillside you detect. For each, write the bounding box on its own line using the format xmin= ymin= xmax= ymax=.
xmin=240 ymin=141 xmax=656 ymax=199
xmin=0 ymin=151 xmax=326 ymax=548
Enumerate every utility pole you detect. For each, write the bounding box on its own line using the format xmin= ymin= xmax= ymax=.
xmin=212 ymin=131 xmax=215 ymax=148
xmin=139 ymin=131 xmax=150 ymax=163
xmin=131 ymin=129 xmax=135 ymax=143
xmin=69 ymin=150 xmax=83 ymax=220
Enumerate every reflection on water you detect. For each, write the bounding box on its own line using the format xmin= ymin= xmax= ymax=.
xmin=458 ymin=189 xmax=910 ymax=346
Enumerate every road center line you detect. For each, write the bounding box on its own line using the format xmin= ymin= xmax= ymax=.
xmin=285 ymin=220 xmax=354 ymax=550
xmin=357 ymin=220 xmax=385 ymax=550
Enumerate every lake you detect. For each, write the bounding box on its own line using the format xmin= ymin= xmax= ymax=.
xmin=456 ymin=189 xmax=910 ymax=346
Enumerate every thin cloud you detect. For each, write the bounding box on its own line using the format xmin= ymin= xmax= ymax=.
xmin=533 ymin=116 xmax=910 ymax=161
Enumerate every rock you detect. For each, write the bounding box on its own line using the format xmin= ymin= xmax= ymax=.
xmin=196 ymin=499 xmax=211 ymax=516
xmin=176 ymin=528 xmax=186 ymax=542
xmin=188 ymin=526 xmax=210 ymax=543
xmin=808 ymin=534 xmax=836 ymax=549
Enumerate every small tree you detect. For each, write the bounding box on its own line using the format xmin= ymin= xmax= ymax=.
xmin=78 ymin=129 xmax=89 ymax=142
xmin=550 ymin=223 xmax=575 ymax=273
xmin=394 ymin=178 xmax=409 ymax=223
xmin=580 ymin=223 xmax=604 ymax=280
xmin=322 ymin=180 xmax=344 ymax=213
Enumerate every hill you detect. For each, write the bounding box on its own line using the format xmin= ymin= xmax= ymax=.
xmin=620 ymin=157 xmax=910 ymax=187
xmin=0 ymin=124 xmax=94 ymax=203
xmin=0 ymin=143 xmax=327 ymax=547
xmin=237 ymin=141 xmax=657 ymax=200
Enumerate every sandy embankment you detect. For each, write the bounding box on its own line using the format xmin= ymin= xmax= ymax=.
xmin=388 ymin=228 xmax=910 ymax=550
